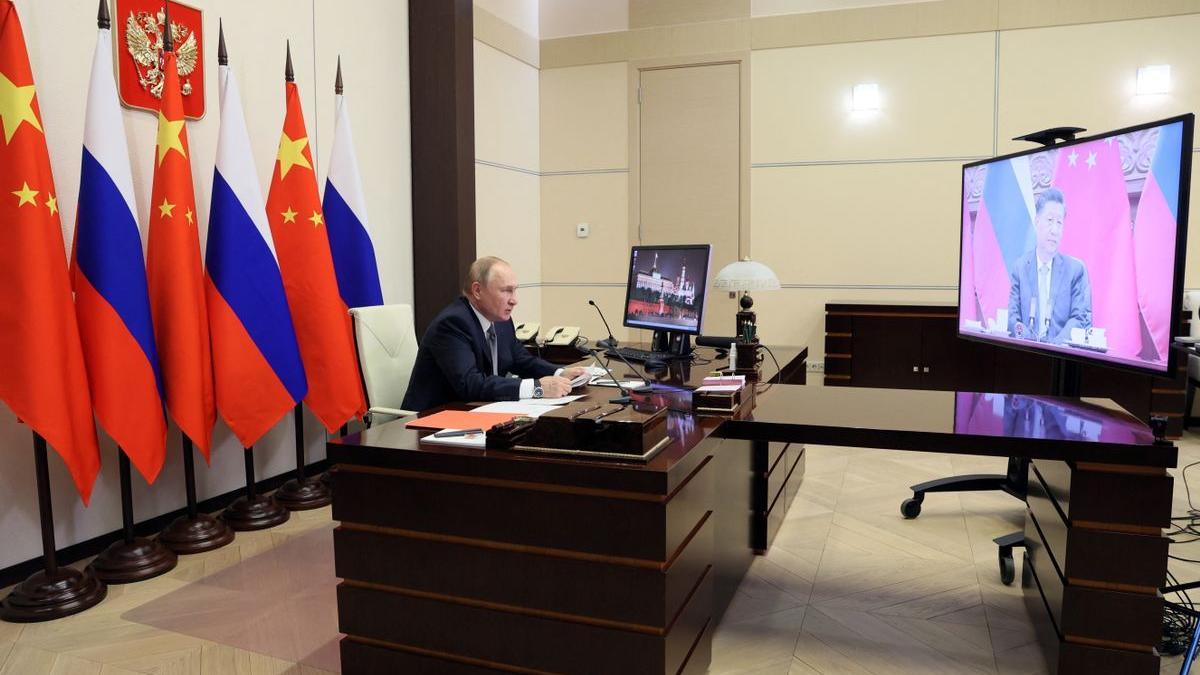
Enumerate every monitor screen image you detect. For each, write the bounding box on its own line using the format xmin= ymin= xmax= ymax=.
xmin=622 ymin=244 xmax=711 ymax=334
xmin=958 ymin=114 xmax=1193 ymax=376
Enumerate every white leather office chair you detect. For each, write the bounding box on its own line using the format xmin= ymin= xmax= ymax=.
xmin=350 ymin=304 xmax=419 ymax=426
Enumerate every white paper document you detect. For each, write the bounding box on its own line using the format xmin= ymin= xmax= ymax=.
xmin=472 ymin=402 xmax=559 ymax=416
xmin=695 ymin=384 xmax=741 ymax=393
xmin=590 ymin=378 xmax=648 ymax=389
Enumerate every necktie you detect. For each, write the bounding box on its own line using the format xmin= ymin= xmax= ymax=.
xmin=486 ymin=325 xmax=498 ymax=376
xmin=1038 ymin=264 xmax=1051 ymax=338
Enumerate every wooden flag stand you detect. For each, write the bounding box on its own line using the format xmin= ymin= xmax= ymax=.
xmin=275 ymin=405 xmax=332 ymax=510
xmin=158 ymin=435 xmax=235 ymax=553
xmin=221 ymin=447 xmax=289 ymax=530
xmin=0 ymin=433 xmax=107 ymax=622
xmin=89 ymin=451 xmax=177 ymax=583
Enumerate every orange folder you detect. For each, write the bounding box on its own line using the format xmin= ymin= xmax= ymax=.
xmin=404 ymin=410 xmax=517 ymax=431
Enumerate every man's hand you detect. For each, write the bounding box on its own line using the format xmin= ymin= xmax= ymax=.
xmin=560 ymin=366 xmax=587 ymax=381
xmin=538 ymin=376 xmax=572 ymax=398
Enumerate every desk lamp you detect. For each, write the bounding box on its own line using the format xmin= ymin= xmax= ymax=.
xmin=713 ymin=258 xmax=780 ymax=341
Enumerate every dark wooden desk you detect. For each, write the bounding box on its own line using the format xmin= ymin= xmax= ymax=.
xmin=330 ymin=348 xmax=1174 ymax=674
xmin=330 ymin=346 xmax=806 ymax=674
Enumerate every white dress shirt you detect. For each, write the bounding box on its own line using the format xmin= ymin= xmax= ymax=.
xmin=1036 ymin=255 xmax=1053 ymax=339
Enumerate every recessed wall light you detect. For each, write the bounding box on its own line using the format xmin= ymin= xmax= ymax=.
xmin=852 ymin=83 xmax=880 ymax=112
xmin=1136 ymin=65 xmax=1171 ymax=96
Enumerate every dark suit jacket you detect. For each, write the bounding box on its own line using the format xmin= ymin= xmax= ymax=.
xmin=401 ymin=297 xmax=559 ymax=411
xmin=1007 ymin=251 xmax=1092 ymax=344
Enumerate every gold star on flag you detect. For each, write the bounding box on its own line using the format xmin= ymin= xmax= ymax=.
xmin=45 ymin=194 xmax=57 ymax=216
xmin=12 ymin=182 xmax=38 ymax=207
xmin=0 ymin=72 xmax=43 ymax=144
xmin=281 ymin=206 xmax=298 ymax=223
xmin=158 ymin=198 xmax=176 ymax=218
xmin=308 ymin=211 xmax=324 ymax=228
xmin=155 ymin=112 xmax=187 ymax=166
xmin=185 ymin=209 xmax=194 ymax=224
xmin=276 ymin=133 xmax=312 ymax=179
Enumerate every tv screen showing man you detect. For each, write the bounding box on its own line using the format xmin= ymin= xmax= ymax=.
xmin=957 ymin=116 xmax=1192 ymax=375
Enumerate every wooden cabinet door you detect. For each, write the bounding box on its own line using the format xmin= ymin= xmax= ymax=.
xmin=850 ymin=316 xmax=922 ymax=388
xmin=920 ymin=318 xmax=995 ymax=391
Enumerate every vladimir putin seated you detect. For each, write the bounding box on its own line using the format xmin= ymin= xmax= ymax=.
xmin=401 ymin=256 xmax=587 ymax=412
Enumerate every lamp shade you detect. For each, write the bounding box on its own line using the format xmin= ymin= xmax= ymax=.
xmin=713 ymin=259 xmax=781 ymax=292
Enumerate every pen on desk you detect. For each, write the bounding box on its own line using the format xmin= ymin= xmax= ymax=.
xmin=431 ymin=428 xmax=483 ymax=438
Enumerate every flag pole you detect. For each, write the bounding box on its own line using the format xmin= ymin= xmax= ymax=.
xmin=274 ymin=39 xmax=333 ymax=512
xmin=221 ymin=446 xmax=289 ymax=530
xmin=90 ymin=449 xmax=177 ymax=582
xmin=0 ymin=433 xmax=107 ymax=622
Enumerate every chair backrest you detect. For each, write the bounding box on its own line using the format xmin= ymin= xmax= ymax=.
xmin=350 ymin=304 xmax=419 ymax=411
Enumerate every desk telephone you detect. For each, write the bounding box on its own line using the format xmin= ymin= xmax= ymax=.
xmin=514 ymin=322 xmax=540 ymax=343
xmin=544 ymin=326 xmax=580 ymax=346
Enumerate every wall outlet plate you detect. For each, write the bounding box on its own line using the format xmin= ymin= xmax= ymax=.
xmin=576 ymin=223 xmax=590 ymax=238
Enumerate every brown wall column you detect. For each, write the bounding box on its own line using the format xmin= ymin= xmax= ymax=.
xmin=408 ymin=0 xmax=476 ymax=335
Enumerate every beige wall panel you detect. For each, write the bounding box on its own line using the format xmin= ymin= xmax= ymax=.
xmin=541 ymin=174 xmax=630 ymax=282
xmin=314 ymin=0 xmax=413 ymax=308
xmin=475 ymin=0 xmax=539 ymax=38
xmin=477 ymin=165 xmax=542 ymax=285
xmin=999 ymin=0 xmax=1200 ymax=31
xmin=751 ymin=287 xmax=957 ymax=365
xmin=627 ymin=19 xmax=752 ymax=61
xmin=752 ymin=32 xmax=995 ymax=164
xmin=751 ymin=0 xmax=996 ymax=50
xmin=474 ymin=40 xmax=540 ymax=170
xmin=475 ymin=5 xmax=540 ymax=67
xmin=6 ymin=0 xmax=399 ymax=572
xmin=513 ymin=286 xmax=544 ymax=326
xmin=751 ymin=162 xmax=964 ymax=286
xmin=541 ymin=0 xmax=630 ymax=39
xmin=542 ymin=31 xmax=631 ymax=69
xmin=540 ymin=63 xmax=629 ymax=171
xmin=997 ymin=15 xmax=1200 ymax=156
xmin=540 ymin=285 xmax=636 ymax=341
xmin=752 ymin=0 xmax=951 ymax=18
xmin=630 ymin=0 xmax=750 ymax=29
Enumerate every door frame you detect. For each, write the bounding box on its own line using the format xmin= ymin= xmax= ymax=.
xmin=627 ymin=51 xmax=752 ymax=264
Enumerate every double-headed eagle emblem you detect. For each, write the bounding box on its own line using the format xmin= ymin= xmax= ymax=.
xmin=124 ymin=9 xmax=198 ymax=99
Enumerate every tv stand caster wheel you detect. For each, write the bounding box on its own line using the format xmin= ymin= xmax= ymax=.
xmin=999 ymin=549 xmax=1015 ymax=585
xmin=900 ymin=497 xmax=923 ymax=519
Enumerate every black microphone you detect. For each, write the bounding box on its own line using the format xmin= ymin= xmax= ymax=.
xmin=588 ymin=300 xmax=619 ymax=350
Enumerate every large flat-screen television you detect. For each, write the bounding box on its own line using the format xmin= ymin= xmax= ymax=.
xmin=958 ymin=114 xmax=1194 ymax=376
xmin=622 ymin=244 xmax=711 ymax=335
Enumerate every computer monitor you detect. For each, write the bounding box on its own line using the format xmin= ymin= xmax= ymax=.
xmin=957 ymin=114 xmax=1193 ymax=377
xmin=622 ymin=244 xmax=711 ymax=335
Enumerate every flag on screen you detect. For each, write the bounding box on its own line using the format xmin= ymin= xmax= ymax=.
xmin=265 ymin=66 xmax=365 ymax=431
xmin=323 ymin=77 xmax=383 ymax=309
xmin=72 ymin=18 xmax=166 ymax=482
xmin=0 ymin=0 xmax=101 ymax=502
xmin=146 ymin=44 xmax=216 ymax=457
xmin=1133 ymin=122 xmax=1185 ymax=362
xmin=981 ymin=159 xmax=1036 ymax=273
xmin=959 ymin=195 xmax=978 ymax=322
xmin=206 ymin=61 xmax=308 ymax=448
xmin=1054 ymin=139 xmax=1140 ymax=358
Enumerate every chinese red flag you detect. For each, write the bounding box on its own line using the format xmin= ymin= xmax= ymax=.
xmin=0 ymin=1 xmax=101 ymax=502
xmin=145 ymin=48 xmax=215 ymax=457
xmin=265 ymin=79 xmax=365 ymax=431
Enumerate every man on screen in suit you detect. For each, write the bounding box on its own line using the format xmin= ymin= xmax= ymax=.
xmin=1007 ymin=188 xmax=1093 ymax=344
xmin=401 ymin=256 xmax=588 ymax=412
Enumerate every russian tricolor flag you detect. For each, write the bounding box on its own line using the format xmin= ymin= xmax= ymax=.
xmin=323 ymin=84 xmax=383 ymax=309
xmin=205 ymin=61 xmax=307 ymax=448
xmin=71 ymin=20 xmax=166 ymax=483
